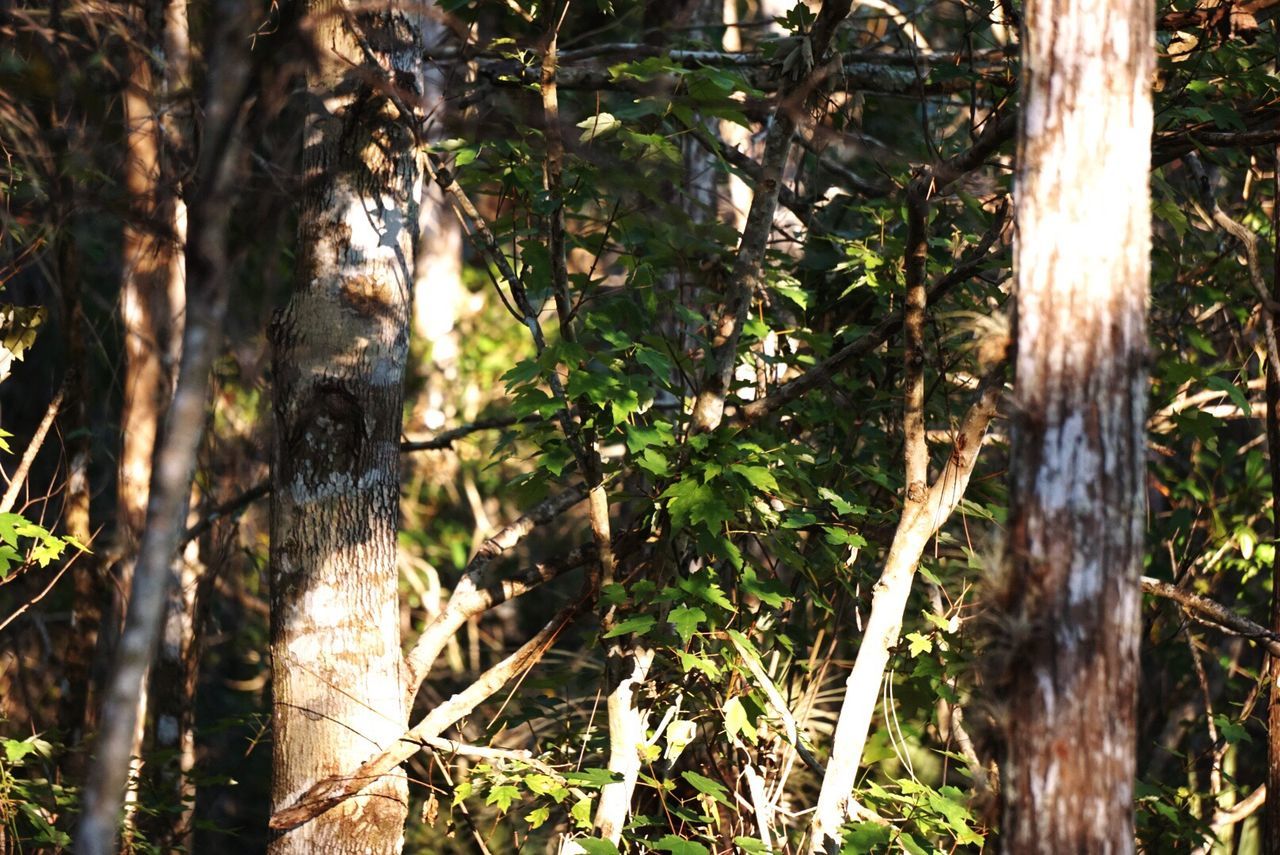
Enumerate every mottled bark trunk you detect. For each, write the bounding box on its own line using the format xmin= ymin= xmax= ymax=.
xmin=267 ymin=2 xmax=421 ymax=852
xmin=996 ymin=0 xmax=1152 ymax=850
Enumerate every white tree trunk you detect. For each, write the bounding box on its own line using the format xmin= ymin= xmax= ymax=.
xmin=267 ymin=3 xmax=422 ymax=851
xmin=996 ymin=0 xmax=1152 ymax=849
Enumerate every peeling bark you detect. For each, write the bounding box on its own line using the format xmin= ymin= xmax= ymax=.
xmin=995 ymin=0 xmax=1152 ymax=850
xmin=267 ymin=2 xmax=422 ymax=852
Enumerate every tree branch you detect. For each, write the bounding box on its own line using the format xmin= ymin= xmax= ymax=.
xmin=740 ymin=199 xmax=1009 ymax=423
xmin=270 ymin=594 xmax=588 ymax=832
xmin=689 ymin=0 xmax=854 ymax=433
xmin=808 ymin=370 xmax=1003 ymax=853
xmin=181 ymin=416 xmax=526 ymax=545
xmin=402 ymin=530 xmax=590 ymax=704
xmin=1141 ymin=576 xmax=1280 ymax=658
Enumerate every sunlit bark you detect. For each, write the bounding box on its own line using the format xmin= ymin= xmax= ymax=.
xmin=267 ymin=1 xmax=422 ymax=851
xmin=995 ymin=0 xmax=1152 ymax=849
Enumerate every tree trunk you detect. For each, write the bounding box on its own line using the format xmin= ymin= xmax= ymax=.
xmin=75 ymin=0 xmax=252 ymax=842
xmin=141 ymin=0 xmax=201 ymax=845
xmin=996 ymin=0 xmax=1152 ymax=850
xmin=267 ymin=3 xmax=421 ymax=852
xmin=1265 ymin=142 xmax=1280 ymax=855
xmin=116 ymin=0 xmax=195 ymax=842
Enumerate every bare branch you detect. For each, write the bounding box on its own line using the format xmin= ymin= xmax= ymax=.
xmin=809 ymin=370 xmax=1003 ymax=851
xmin=0 ymin=381 xmax=64 ymax=515
xmin=1141 ymin=576 xmax=1280 ymax=658
xmin=183 ymin=417 xmax=526 ymax=544
xmin=689 ymin=0 xmax=854 ymax=432
xmin=270 ymin=595 xmax=588 ymax=832
xmin=402 ymin=538 xmax=592 ymax=704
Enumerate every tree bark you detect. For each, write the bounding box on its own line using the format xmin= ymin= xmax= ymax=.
xmin=116 ymin=0 xmax=196 ymax=844
xmin=75 ymin=0 xmax=252 ymax=845
xmin=267 ymin=2 xmax=422 ymax=852
xmin=995 ymin=0 xmax=1152 ymax=850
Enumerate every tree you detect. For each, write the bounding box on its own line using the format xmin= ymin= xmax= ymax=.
xmin=266 ymin=1 xmax=422 ymax=851
xmin=6 ymin=1 xmax=1280 ymax=852
xmin=993 ymin=0 xmax=1153 ymax=849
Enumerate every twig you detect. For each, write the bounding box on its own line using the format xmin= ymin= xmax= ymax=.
xmin=403 ymin=532 xmax=592 ymax=704
xmin=183 ymin=417 xmax=524 ymax=544
xmin=0 ymin=383 xmax=64 ymax=515
xmin=1141 ymin=576 xmax=1280 ymax=657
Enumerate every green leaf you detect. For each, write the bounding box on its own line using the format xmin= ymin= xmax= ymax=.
xmin=772 ymin=280 xmax=808 ymax=310
xmin=565 ymin=768 xmax=624 ymax=788
xmin=923 ymin=610 xmax=953 ymax=632
xmin=905 ymin=631 xmax=933 ymax=657
xmin=1186 ymin=328 xmax=1216 ymax=356
xmin=676 ymin=650 xmax=721 ymax=680
xmin=638 ymin=447 xmax=671 ymax=477
xmin=485 ymin=784 xmax=520 ymax=813
xmin=841 ymin=822 xmax=892 ymax=852
xmin=898 ymin=831 xmax=930 ymax=855
xmin=818 ymin=487 xmax=864 ymax=517
xmin=0 ymin=304 xmax=46 ymax=368
xmin=677 ymin=572 xmax=735 ymax=612
xmin=681 ymin=770 xmax=733 ymax=808
xmin=662 ymin=478 xmax=735 ymax=532
xmin=741 ymin=565 xmax=789 ymax=608
xmin=576 ymin=839 xmax=620 ymax=855
xmin=653 ymin=835 xmax=710 ymax=855
xmin=734 ymin=838 xmax=771 ymax=854
xmin=732 ymin=464 xmax=778 ymax=493
xmin=523 ymin=773 xmax=561 ymax=797
xmin=1205 ymin=375 xmax=1252 ymax=418
xmin=723 ymin=696 xmax=758 ymax=744
xmin=668 ymin=605 xmax=706 ymax=645
xmin=823 ymin=527 xmax=867 ymax=548
xmin=526 ymin=805 xmax=551 ymax=829
xmin=577 ymin=112 xmax=622 ymax=141
xmin=1214 ymin=714 xmax=1252 ymax=744
xmin=625 ymin=422 xmax=670 ymax=453
xmin=570 ymin=796 xmax=594 ymax=827
xmin=602 ymin=615 xmax=656 ymax=639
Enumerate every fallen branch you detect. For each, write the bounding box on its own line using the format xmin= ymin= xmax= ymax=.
xmin=270 ymin=594 xmax=589 ymax=832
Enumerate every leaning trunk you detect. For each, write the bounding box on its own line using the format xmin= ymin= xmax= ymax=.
xmin=995 ymin=0 xmax=1152 ymax=850
xmin=267 ymin=2 xmax=421 ymax=852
